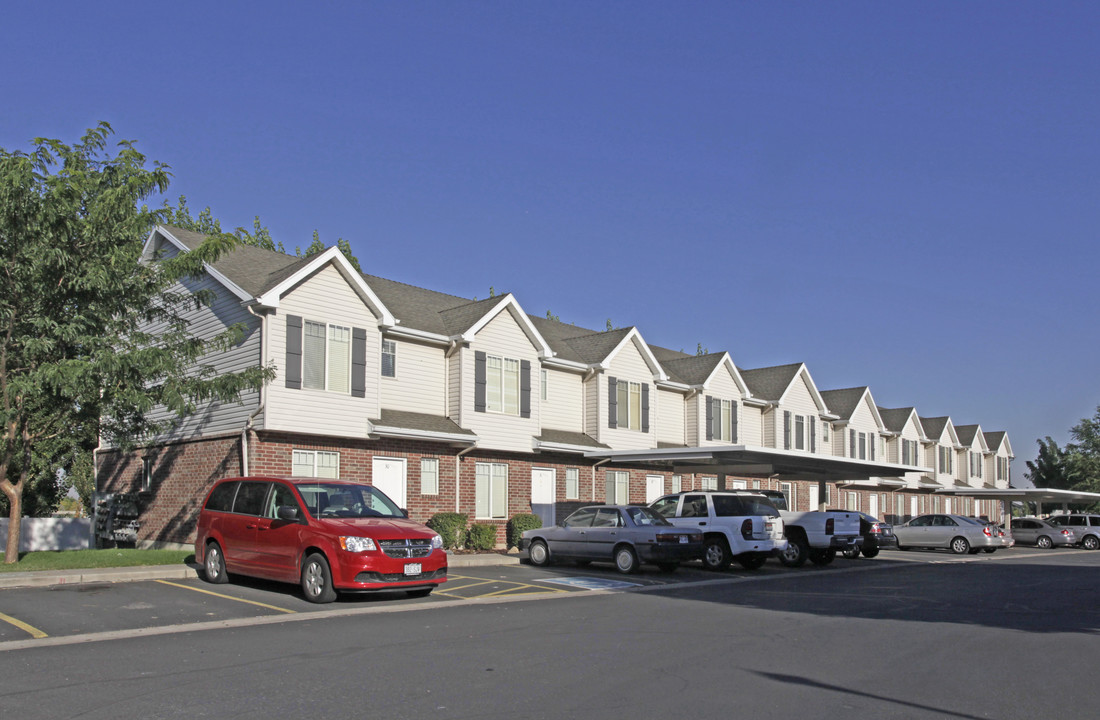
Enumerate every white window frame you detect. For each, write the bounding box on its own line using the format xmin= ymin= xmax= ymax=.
xmin=605 ymin=470 xmax=629 ymax=504
xmin=381 ymin=339 xmax=396 ymax=378
xmin=141 ymin=457 xmax=153 ymax=492
xmin=671 ymin=474 xmax=682 ymax=493
xmin=475 ymin=462 xmax=508 ymax=519
xmin=616 ymin=380 xmax=642 ymax=431
xmin=292 ymin=449 xmax=340 ymax=478
xmin=486 ymin=355 xmax=520 ymax=415
xmin=303 ymin=320 xmax=352 ymax=393
xmin=822 ymin=421 xmax=830 ymax=442
xmin=780 ymin=482 xmax=794 ymax=511
xmin=540 ymin=368 xmax=548 ymax=401
xmin=700 ymin=475 xmax=718 ymax=491
xmin=421 ymin=458 xmax=439 ymax=495
xmin=565 ymin=467 xmax=579 ymax=500
xmin=716 ymin=399 xmax=734 ymax=442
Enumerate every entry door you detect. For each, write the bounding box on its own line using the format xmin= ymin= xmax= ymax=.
xmin=808 ymin=484 xmax=819 ymax=512
xmin=372 ymin=457 xmax=407 ymax=509
xmin=531 ymin=468 xmax=556 ymax=527
xmin=646 ymin=475 xmax=664 ymax=503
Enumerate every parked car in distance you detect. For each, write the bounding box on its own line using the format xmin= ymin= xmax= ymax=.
xmin=520 ymin=505 xmax=705 ymax=573
xmin=649 ymin=491 xmax=786 ymax=570
xmin=831 ymin=510 xmax=897 ymax=558
xmin=195 ymin=476 xmax=447 ymax=603
xmin=959 ymin=516 xmax=1014 ymax=552
xmin=1007 ymin=517 xmax=1076 ymax=548
xmin=1045 ymin=513 xmax=1100 ymax=550
xmin=893 ymin=514 xmax=999 ymax=554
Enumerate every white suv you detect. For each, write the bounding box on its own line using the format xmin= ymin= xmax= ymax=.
xmin=650 ymin=492 xmax=787 ymax=571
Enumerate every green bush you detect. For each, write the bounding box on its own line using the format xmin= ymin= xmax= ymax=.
xmin=506 ymin=513 xmax=543 ymax=549
xmin=426 ymin=512 xmax=467 ymax=550
xmin=465 ymin=523 xmax=498 ymax=551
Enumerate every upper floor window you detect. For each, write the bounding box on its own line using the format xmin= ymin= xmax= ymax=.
xmin=617 ymin=380 xmax=642 ymax=430
xmin=822 ymin=421 xmax=830 ymax=442
xmin=304 ymin=321 xmax=351 ymax=393
xmin=381 ymin=339 xmax=396 ymax=377
xmin=970 ymin=451 xmax=983 ymax=478
xmin=475 ymin=351 xmax=531 ymax=418
xmin=902 ymin=439 xmax=918 ymax=465
xmin=540 ymin=369 xmax=548 ymax=401
xmin=997 ymin=456 xmax=1009 ymax=482
xmin=938 ymin=446 xmax=953 ymax=474
xmin=794 ymin=415 xmax=806 ymax=450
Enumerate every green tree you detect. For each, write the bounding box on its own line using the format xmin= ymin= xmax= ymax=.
xmin=1065 ymin=407 xmax=1100 ymax=494
xmin=1 ymin=124 xmax=272 ymax=563
xmin=1025 ymin=437 xmax=1070 ymax=489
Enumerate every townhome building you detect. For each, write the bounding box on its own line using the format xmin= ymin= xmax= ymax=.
xmin=95 ymin=226 xmax=1012 ymax=547
xmin=877 ymin=407 xmax=929 ymax=521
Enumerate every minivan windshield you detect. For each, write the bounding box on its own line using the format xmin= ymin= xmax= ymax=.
xmin=296 ymin=483 xmax=404 ymax=519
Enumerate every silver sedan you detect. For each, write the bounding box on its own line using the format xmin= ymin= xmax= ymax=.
xmin=520 ymin=505 xmax=705 ymax=573
xmin=893 ymin=514 xmax=1000 ymax=554
xmin=1007 ymin=517 xmax=1076 ymax=548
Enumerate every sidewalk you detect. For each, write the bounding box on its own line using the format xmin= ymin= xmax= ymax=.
xmin=0 ymin=551 xmax=522 ymax=590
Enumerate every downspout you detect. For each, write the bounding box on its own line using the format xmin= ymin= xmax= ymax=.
xmin=592 ymin=457 xmax=611 ymax=502
xmin=244 ymin=304 xmax=268 ymax=477
xmin=454 ymin=444 xmax=477 ymax=513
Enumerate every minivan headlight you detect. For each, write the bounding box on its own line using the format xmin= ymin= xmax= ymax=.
xmin=340 ymin=536 xmax=377 ymax=553
xmin=430 ymin=534 xmax=443 ymax=549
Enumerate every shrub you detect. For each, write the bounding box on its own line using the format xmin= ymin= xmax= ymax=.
xmin=465 ymin=523 xmax=498 ymax=551
xmin=426 ymin=512 xmax=467 ymax=550
xmin=506 ymin=513 xmax=543 ymax=549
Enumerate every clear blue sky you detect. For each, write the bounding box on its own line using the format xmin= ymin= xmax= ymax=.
xmin=4 ymin=2 xmax=1099 ymax=480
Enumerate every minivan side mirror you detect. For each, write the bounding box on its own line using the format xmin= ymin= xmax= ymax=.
xmin=277 ymin=505 xmax=300 ymax=521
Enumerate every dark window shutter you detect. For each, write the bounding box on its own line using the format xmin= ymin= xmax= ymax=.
xmin=351 ymin=328 xmax=367 ymax=398
xmin=520 ymin=360 xmax=531 ymax=419
xmin=731 ymin=402 xmax=739 ymax=443
xmin=705 ymin=395 xmax=714 ymax=441
xmin=850 ymin=429 xmax=857 ymax=459
xmin=809 ymin=416 xmax=816 ymax=452
xmin=783 ymin=411 xmax=792 ymax=450
xmin=285 ymin=315 xmax=303 ymax=389
xmin=474 ymin=351 xmax=487 ymax=412
xmin=607 ymin=377 xmax=618 ymax=429
xmin=641 ymin=383 xmax=650 ymax=433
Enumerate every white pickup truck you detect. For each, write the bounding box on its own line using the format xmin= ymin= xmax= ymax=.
xmin=758 ymin=490 xmax=862 ymax=567
xmin=649 ymin=491 xmax=787 ymax=571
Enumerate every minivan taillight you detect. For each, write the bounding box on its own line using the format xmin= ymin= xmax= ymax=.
xmin=741 ymin=519 xmax=754 ymax=539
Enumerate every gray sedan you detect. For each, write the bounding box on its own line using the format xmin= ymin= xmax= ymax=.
xmin=1007 ymin=517 xmax=1076 ymax=548
xmin=520 ymin=505 xmax=705 ymax=573
xmin=893 ymin=514 xmax=1000 ymax=554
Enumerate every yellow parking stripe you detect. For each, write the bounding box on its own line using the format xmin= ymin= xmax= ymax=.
xmin=439 ymin=574 xmax=570 ymax=598
xmin=155 ymin=580 xmax=296 ymax=614
xmin=0 ymin=611 xmax=48 ymax=639
xmin=479 ymin=582 xmax=568 ymax=598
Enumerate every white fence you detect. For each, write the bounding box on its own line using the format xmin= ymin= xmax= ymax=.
xmin=0 ymin=518 xmax=93 ymax=553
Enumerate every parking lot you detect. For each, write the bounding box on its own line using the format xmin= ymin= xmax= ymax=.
xmin=0 ymin=544 xmax=1081 ymax=649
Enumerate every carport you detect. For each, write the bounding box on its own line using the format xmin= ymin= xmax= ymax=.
xmin=584 ymin=444 xmax=928 ymax=508
xmin=936 ymin=487 xmax=1100 ymax=525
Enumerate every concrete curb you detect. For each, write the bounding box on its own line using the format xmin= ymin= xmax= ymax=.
xmin=0 ymin=552 xmax=521 ymax=589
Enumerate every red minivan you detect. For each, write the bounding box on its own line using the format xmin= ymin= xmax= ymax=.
xmin=195 ymin=476 xmax=447 ymax=603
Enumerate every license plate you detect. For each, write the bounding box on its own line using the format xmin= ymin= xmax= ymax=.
xmin=679 ymin=536 xmax=688 ymax=544
xmin=404 ymin=563 xmax=422 ymax=576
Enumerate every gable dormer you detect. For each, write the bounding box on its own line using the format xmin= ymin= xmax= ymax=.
xmin=821 ymin=387 xmax=886 ymax=461
xmin=741 ymin=363 xmax=829 ymax=453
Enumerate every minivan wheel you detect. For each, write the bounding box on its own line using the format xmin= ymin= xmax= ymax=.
xmin=1036 ymin=535 xmax=1053 ymax=549
xmin=702 ymin=537 xmax=732 ymax=571
xmin=301 ymin=553 xmax=337 ymax=603
xmin=1083 ymin=535 xmax=1100 ymax=551
xmin=950 ymin=536 xmax=971 ymax=555
xmin=203 ymin=542 xmax=228 ymax=584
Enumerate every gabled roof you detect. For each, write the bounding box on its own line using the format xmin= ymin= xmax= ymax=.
xmin=878 ymin=406 xmax=926 ymax=439
xmin=661 ymin=352 xmax=750 ymax=396
xmin=983 ymin=430 xmax=1014 ymax=458
xmin=820 ymin=387 xmax=885 ymax=429
xmin=954 ymin=424 xmax=990 ymax=452
xmin=920 ymin=416 xmax=960 ymax=447
xmin=740 ymin=362 xmax=828 ymax=412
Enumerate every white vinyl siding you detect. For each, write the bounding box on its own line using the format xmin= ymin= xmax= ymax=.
xmin=541 ymin=368 xmax=584 ymax=432
xmin=657 ymin=387 xmax=686 ymax=446
xmin=599 ymin=341 xmax=657 ymax=450
xmin=292 ymin=449 xmax=339 ymax=478
xmin=267 ymin=263 xmax=381 ymax=437
xmin=475 ymin=462 xmax=508 ymax=519
xmin=421 ymin=458 xmax=439 ymax=495
xmin=381 ymin=338 xmax=447 ymax=415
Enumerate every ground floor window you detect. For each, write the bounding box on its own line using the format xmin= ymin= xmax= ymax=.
xmin=700 ymin=475 xmax=718 ymax=491
xmin=564 ymin=467 xmax=579 ymax=499
xmin=671 ymin=474 xmax=682 ymax=493
xmin=292 ymin=449 xmax=339 ymax=478
xmin=475 ymin=462 xmax=508 ymax=518
xmin=780 ymin=482 xmax=794 ymax=511
xmin=421 ymin=458 xmax=439 ymax=495
xmin=605 ymin=470 xmax=629 ymax=504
